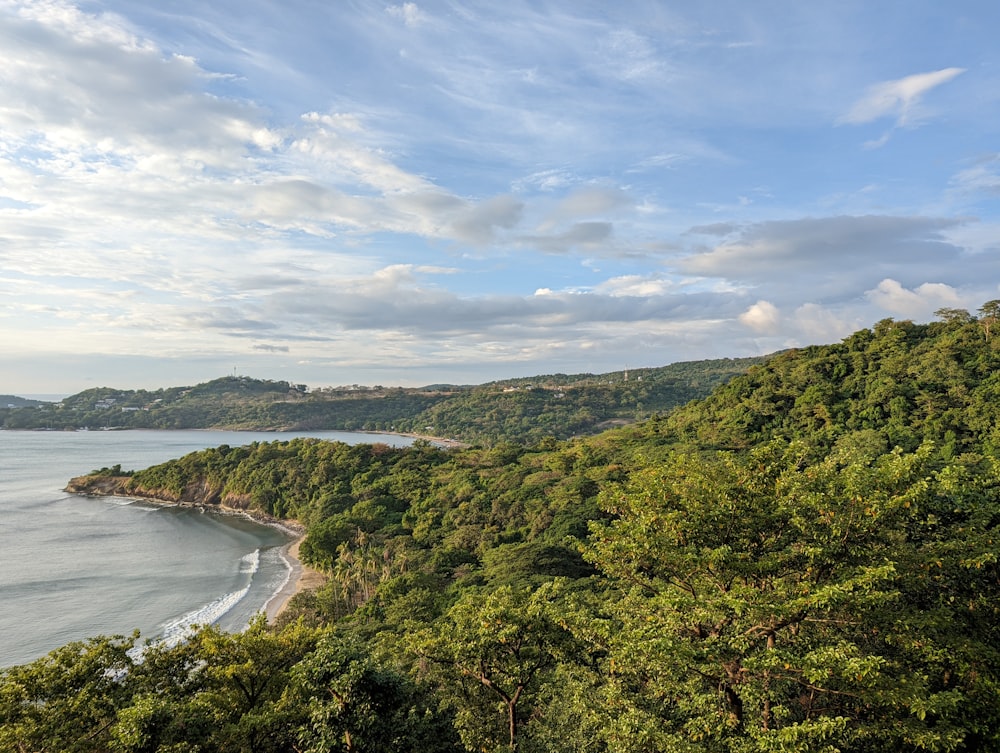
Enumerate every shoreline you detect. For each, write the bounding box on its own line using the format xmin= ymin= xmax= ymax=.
xmin=18 ymin=425 xmax=470 ymax=450
xmin=66 ymin=480 xmax=325 ymax=627
xmin=365 ymin=429 xmax=468 ymax=450
xmin=263 ymin=534 xmax=327 ymax=623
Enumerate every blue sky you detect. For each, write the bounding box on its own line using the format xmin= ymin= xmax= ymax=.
xmin=2 ymin=1 xmax=999 ymax=394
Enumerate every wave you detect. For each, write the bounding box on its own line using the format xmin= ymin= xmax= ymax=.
xmin=239 ymin=549 xmax=260 ymax=576
xmin=153 ymin=548 xmax=262 ymax=650
xmin=103 ymin=496 xmax=140 ymax=507
xmin=260 ymin=545 xmax=294 ymax=617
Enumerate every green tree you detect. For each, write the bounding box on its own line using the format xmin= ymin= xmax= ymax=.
xmin=182 ymin=617 xmax=319 ymax=753
xmin=413 ymin=582 xmax=584 ymax=753
xmin=934 ymin=307 xmax=974 ymax=325
xmin=0 ymin=634 xmax=138 ymax=753
xmin=291 ymin=634 xmax=458 ymax=753
xmin=585 ymin=439 xmax=1000 ymax=752
xmin=978 ymin=299 xmax=1000 ymax=341
xmin=108 ymin=619 xmax=326 ymax=753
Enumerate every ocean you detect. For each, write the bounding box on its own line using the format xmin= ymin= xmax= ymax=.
xmin=0 ymin=429 xmax=416 ymax=667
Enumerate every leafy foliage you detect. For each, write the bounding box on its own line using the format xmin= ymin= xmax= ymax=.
xmin=586 ymin=439 xmax=1000 ymax=751
xmin=619 ymin=314 xmax=1000 ymax=457
xmin=7 ymin=309 xmax=1000 ymax=752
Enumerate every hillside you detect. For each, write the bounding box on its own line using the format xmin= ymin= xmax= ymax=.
xmin=7 ymin=306 xmax=1000 ymax=752
xmin=617 ymin=313 xmax=1000 ymax=458
xmin=0 ymin=356 xmax=765 ymax=443
xmin=0 ymin=394 xmax=46 ymax=408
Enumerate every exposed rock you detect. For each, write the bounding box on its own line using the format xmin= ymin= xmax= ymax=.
xmin=66 ymin=475 xmax=209 ymax=506
xmin=64 ymin=474 xmax=303 ymax=533
xmin=64 ymin=475 xmax=132 ymax=496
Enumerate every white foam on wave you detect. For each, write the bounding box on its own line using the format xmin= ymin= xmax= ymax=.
xmin=103 ymin=496 xmax=163 ymax=512
xmin=104 ymin=496 xmax=139 ymax=507
xmin=152 ymin=548 xmax=262 ymax=650
xmin=127 ymin=549 xmax=260 ymax=662
xmin=239 ymin=548 xmax=260 ymax=576
xmin=261 ymin=545 xmax=294 ymax=616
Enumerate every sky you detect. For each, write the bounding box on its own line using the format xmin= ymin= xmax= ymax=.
xmin=2 ymin=1 xmax=999 ymax=395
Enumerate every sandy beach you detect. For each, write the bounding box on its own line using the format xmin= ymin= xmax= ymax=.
xmin=264 ymin=536 xmax=327 ymax=623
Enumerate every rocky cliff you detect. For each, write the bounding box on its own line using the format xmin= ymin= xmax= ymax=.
xmin=65 ymin=475 xmax=253 ymax=511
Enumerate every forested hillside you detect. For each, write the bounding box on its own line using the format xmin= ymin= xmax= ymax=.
xmin=3 ymin=308 xmax=1000 ymax=753
xmin=407 ymin=358 xmax=763 ymax=444
xmin=0 ymin=395 xmax=46 ymax=408
xmin=0 ymin=357 xmax=764 ymax=444
xmin=624 ymin=311 xmax=1000 ymax=457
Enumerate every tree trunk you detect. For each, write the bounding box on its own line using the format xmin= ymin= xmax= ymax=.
xmin=508 ymin=699 xmax=518 ymax=751
xmin=763 ymin=631 xmax=775 ymax=730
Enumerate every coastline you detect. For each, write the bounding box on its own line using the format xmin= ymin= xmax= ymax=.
xmin=56 ymin=422 xmax=452 ymax=633
xmin=263 ymin=535 xmax=327 ymax=623
xmin=23 ymin=425 xmax=471 ymax=451
xmin=65 ymin=478 xmax=324 ymax=627
xmin=363 ymin=429 xmax=468 ymax=450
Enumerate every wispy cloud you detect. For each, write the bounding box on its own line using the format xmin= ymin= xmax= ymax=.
xmin=386 ymin=3 xmax=426 ymax=28
xmin=0 ymin=1 xmax=997 ymax=392
xmin=838 ymin=67 xmax=965 ymax=147
xmin=949 ymin=154 xmax=1000 ymax=197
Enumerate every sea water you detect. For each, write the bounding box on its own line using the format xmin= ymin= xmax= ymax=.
xmin=0 ymin=429 xmax=415 ymax=667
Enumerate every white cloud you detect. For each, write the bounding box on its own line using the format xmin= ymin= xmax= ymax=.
xmin=599 ymin=29 xmax=665 ymax=81
xmin=676 ymin=215 xmax=976 ymax=298
xmin=839 ymin=68 xmax=965 ymax=126
xmin=739 ymin=300 xmax=780 ymax=334
xmin=596 ymin=275 xmax=677 ymax=297
xmin=542 ymin=187 xmax=631 ymax=228
xmin=293 ymin=113 xmax=433 ymax=194
xmin=386 ymin=3 xmax=426 ymax=27
xmin=0 ymin=4 xmax=560 ymax=263
xmin=865 ymin=279 xmax=963 ymax=318
xmin=789 ymin=303 xmax=859 ymax=343
xmin=949 ymin=154 xmax=1000 ymax=197
xmin=838 ymin=67 xmax=965 ymax=146
xmin=0 ymin=4 xmax=274 ymax=171
xmin=629 ymin=153 xmax=687 ymax=172
xmin=514 ymin=169 xmax=577 ymax=192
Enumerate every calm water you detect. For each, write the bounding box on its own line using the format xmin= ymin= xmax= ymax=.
xmin=0 ymin=429 xmax=415 ymax=667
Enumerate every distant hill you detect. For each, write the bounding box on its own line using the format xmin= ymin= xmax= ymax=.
xmin=0 ymin=357 xmax=766 ymax=443
xmin=402 ymin=357 xmax=766 ymax=444
xmin=0 ymin=395 xmax=48 ymax=408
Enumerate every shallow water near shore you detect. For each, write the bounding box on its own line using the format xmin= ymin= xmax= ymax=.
xmin=0 ymin=429 xmax=415 ymax=667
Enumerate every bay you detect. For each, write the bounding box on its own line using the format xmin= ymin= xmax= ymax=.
xmin=0 ymin=429 xmax=416 ymax=667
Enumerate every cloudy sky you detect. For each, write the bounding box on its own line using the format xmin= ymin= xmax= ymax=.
xmin=2 ymin=1 xmax=999 ymax=395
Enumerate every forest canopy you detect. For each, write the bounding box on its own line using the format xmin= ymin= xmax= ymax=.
xmin=3 ymin=306 xmax=1000 ymax=753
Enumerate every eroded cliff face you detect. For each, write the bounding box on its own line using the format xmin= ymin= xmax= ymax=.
xmin=64 ymin=474 xmax=305 ymax=540
xmin=64 ymin=475 xmax=252 ymax=510
xmin=64 ymin=475 xmax=133 ymax=496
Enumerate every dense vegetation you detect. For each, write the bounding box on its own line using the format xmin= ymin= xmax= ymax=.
xmin=0 ymin=357 xmax=763 ymax=445
xmin=0 ymin=395 xmax=46 ymax=409
xmin=3 ymin=306 xmax=1000 ymax=752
